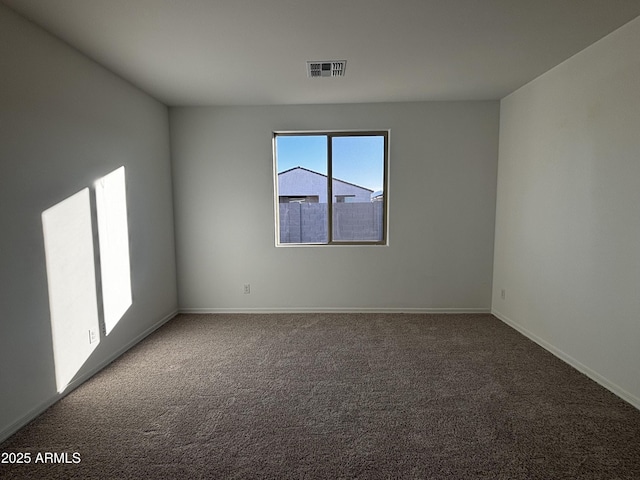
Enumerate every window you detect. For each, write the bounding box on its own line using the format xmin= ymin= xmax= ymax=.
xmin=274 ymin=131 xmax=388 ymax=245
xmin=335 ymin=195 xmax=355 ymax=203
xmin=279 ymin=195 xmax=319 ymax=204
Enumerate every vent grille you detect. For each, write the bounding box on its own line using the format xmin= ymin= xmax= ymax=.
xmin=307 ymin=60 xmax=346 ymax=78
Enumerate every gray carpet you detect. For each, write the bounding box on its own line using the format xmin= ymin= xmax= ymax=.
xmin=1 ymin=313 xmax=640 ymax=479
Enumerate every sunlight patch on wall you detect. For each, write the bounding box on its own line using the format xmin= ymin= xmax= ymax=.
xmin=95 ymin=166 xmax=132 ymax=335
xmin=42 ymin=188 xmax=100 ymax=393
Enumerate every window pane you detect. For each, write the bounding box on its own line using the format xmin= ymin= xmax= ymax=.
xmin=274 ymin=131 xmax=387 ymax=245
xmin=331 ymin=136 xmax=385 ymax=242
xmin=276 ymin=135 xmax=328 ymax=243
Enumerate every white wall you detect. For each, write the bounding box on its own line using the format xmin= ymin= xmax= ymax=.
xmin=170 ymin=102 xmax=499 ymax=312
xmin=0 ymin=5 xmax=178 ymax=440
xmin=493 ymin=16 xmax=640 ymax=408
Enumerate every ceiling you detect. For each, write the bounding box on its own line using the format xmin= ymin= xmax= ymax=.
xmin=3 ymin=0 xmax=640 ymax=106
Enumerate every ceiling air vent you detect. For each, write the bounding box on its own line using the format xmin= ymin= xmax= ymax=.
xmin=307 ymin=60 xmax=346 ymax=78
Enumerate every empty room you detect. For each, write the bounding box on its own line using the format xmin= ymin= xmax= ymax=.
xmin=1 ymin=0 xmax=640 ymax=478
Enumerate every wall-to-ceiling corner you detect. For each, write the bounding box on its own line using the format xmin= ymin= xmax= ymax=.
xmin=492 ymin=16 xmax=640 ymax=408
xmin=0 ymin=4 xmax=178 ymax=441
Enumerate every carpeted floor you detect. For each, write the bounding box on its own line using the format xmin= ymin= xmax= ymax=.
xmin=1 ymin=313 xmax=640 ymax=479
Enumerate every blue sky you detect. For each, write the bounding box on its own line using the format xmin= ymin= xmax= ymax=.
xmin=276 ymin=135 xmax=384 ymax=192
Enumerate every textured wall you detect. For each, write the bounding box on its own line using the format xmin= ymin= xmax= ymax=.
xmin=493 ymin=16 xmax=640 ymax=408
xmin=170 ymin=102 xmax=499 ymax=312
xmin=0 ymin=5 xmax=178 ymax=440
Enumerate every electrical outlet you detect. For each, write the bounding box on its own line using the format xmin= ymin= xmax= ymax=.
xmin=501 ymin=289 xmax=506 ymax=300
xmin=244 ymin=284 xmax=251 ymax=294
xmin=88 ymin=329 xmax=98 ymax=344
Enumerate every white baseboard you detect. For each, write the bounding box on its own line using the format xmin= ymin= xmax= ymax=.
xmin=179 ymin=307 xmax=491 ymax=314
xmin=0 ymin=309 xmax=178 ymax=444
xmin=492 ymin=308 xmax=640 ymax=411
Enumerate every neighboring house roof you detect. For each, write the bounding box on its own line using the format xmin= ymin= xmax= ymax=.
xmin=278 ymin=166 xmax=373 ymax=193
